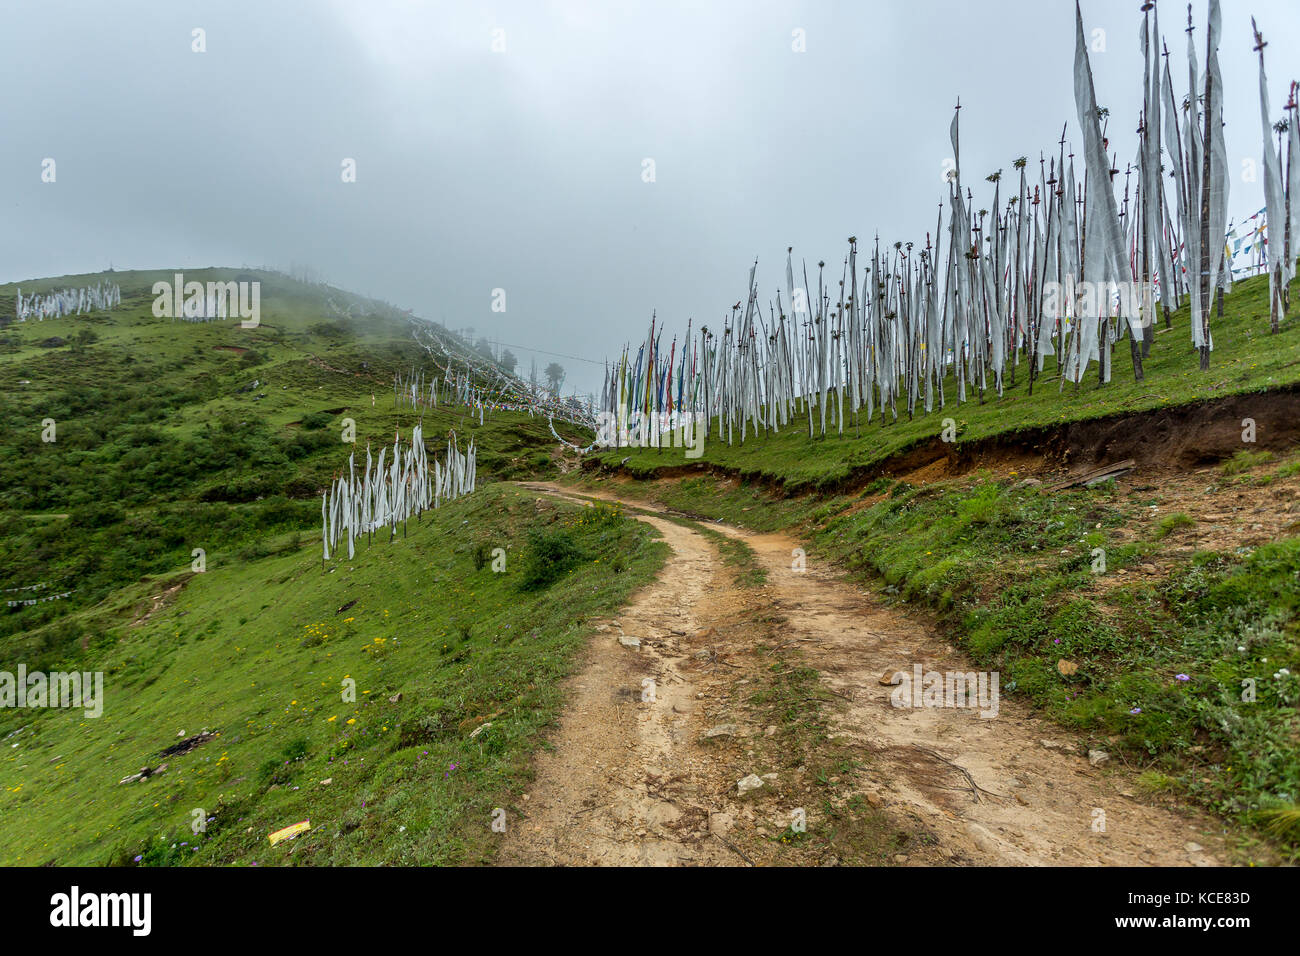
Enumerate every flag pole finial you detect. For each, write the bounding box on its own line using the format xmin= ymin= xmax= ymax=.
xmin=1251 ymin=18 xmax=1266 ymax=54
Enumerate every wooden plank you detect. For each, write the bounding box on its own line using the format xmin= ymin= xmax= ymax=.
xmin=1045 ymin=458 xmax=1136 ymax=492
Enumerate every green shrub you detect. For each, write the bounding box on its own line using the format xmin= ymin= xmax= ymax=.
xmin=69 ymin=503 xmax=125 ymax=529
xmin=519 ymin=527 xmax=586 ymax=590
xmin=299 ymin=411 xmax=332 ymax=430
xmin=1154 ymin=512 xmax=1195 ymax=538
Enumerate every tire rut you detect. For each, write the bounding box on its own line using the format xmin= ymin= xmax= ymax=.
xmin=497 ymin=490 xmax=747 ymax=865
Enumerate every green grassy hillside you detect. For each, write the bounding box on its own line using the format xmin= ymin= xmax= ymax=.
xmin=1 ymin=485 xmax=663 ymax=865
xmin=0 ymin=269 xmax=645 ymax=866
xmin=0 ymin=269 xmax=565 ymax=660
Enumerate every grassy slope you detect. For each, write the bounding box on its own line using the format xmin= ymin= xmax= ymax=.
xmin=0 ymin=269 xmax=658 ymax=865
xmin=596 ymin=270 xmax=1300 ymax=489
xmin=0 ymin=269 xmax=559 ymax=663
xmin=1 ymin=485 xmax=664 ymax=865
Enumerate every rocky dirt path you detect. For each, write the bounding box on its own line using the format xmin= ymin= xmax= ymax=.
xmin=500 ymin=481 xmax=1232 ymax=867
xmin=499 ymin=486 xmax=769 ymax=868
xmin=497 ymin=489 xmax=748 ymax=865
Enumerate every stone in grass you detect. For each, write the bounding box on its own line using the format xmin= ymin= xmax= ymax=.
xmin=469 ymin=722 xmax=493 ymax=740
xmin=702 ymin=724 xmax=740 ymax=740
xmin=737 ymin=774 xmax=765 ymax=795
xmin=1088 ymin=749 xmax=1111 ymax=767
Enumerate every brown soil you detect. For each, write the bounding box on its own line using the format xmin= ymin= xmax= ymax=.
xmin=129 ymin=574 xmax=194 ymax=628
xmin=497 ymin=499 xmax=763 ymax=865
xmin=499 ymin=482 xmax=1235 ymax=867
xmin=588 ymin=387 xmax=1300 ymax=495
xmin=878 ymin=387 xmax=1300 ymax=490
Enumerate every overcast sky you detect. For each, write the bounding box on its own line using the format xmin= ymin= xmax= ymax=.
xmin=2 ymin=0 xmax=1296 ymax=393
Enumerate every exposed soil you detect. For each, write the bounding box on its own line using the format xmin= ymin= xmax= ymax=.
xmin=1099 ymin=457 xmax=1300 ymax=578
xmin=881 ymin=388 xmax=1300 ymax=487
xmin=128 ymin=575 xmax=194 ymax=628
xmin=496 ymin=498 xmax=756 ymax=865
xmin=552 ymin=445 xmax=583 ymax=475
xmin=500 ymin=482 xmax=1235 ymax=867
xmin=159 ymin=730 xmax=218 ymax=759
xmin=588 ymin=386 xmax=1300 ymax=494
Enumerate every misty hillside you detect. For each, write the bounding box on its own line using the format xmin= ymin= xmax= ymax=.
xmin=0 ymin=268 xmax=659 ymax=867
xmin=0 ymin=268 xmax=574 ymax=664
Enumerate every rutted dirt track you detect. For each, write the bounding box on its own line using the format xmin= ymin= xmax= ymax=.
xmin=499 ymin=481 xmax=1230 ymax=867
xmin=496 ymin=504 xmax=741 ymax=865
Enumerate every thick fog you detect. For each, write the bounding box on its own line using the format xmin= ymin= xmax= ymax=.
xmin=1 ymin=0 xmax=1295 ymax=392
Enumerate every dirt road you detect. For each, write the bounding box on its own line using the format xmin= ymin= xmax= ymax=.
xmin=498 ymin=481 xmax=1230 ymax=866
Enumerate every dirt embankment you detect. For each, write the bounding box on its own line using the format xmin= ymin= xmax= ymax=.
xmin=585 ymin=387 xmax=1300 ymax=494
